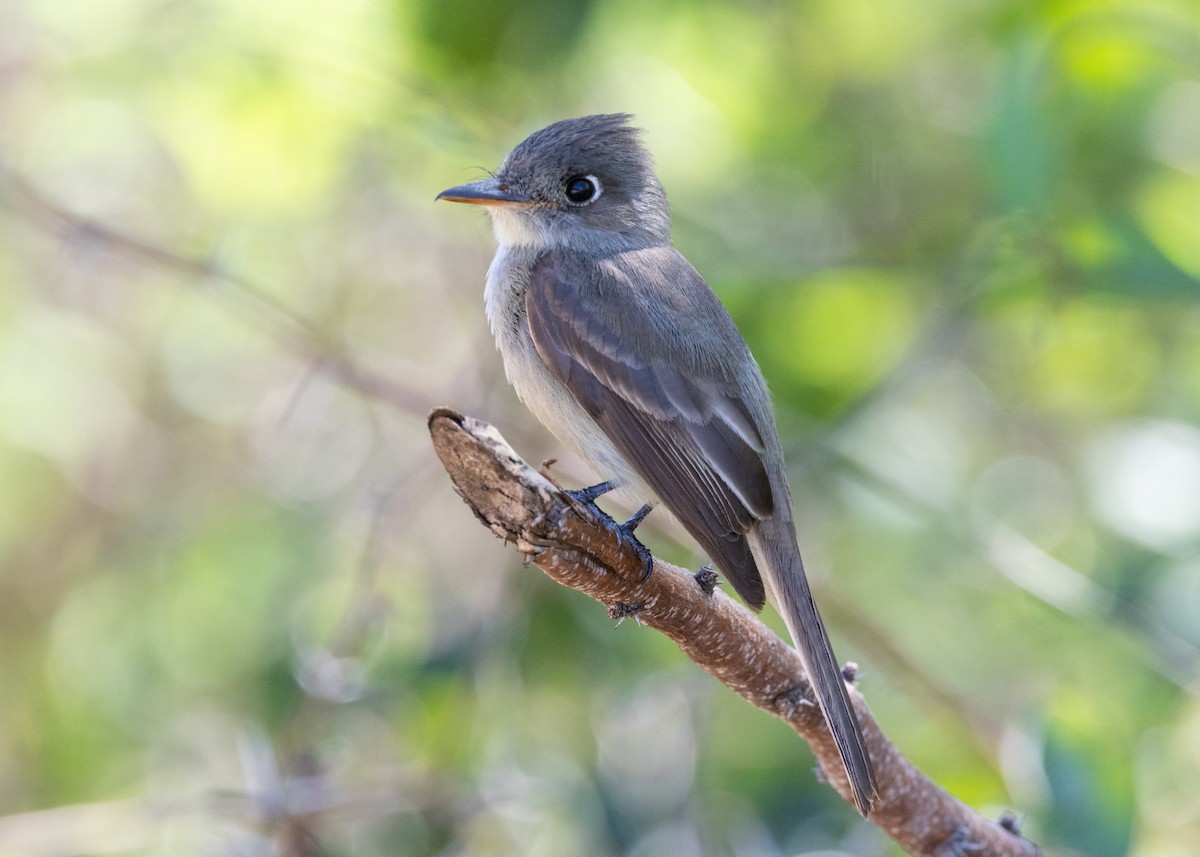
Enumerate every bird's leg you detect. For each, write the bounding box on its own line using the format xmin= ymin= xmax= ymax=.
xmin=619 ymin=503 xmax=655 ymax=581
xmin=564 ymin=482 xmax=655 ymax=581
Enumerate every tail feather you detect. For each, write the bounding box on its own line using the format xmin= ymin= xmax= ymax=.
xmin=748 ymin=525 xmax=877 ymax=816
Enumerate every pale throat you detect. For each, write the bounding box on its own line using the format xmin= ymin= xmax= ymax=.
xmin=488 ymin=207 xmax=660 ymax=259
xmin=487 ymin=207 xmax=558 ymax=251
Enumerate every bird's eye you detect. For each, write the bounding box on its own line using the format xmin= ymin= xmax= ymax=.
xmin=564 ymin=175 xmax=601 ymax=205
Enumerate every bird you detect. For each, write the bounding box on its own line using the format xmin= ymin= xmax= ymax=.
xmin=436 ymin=114 xmax=877 ymax=816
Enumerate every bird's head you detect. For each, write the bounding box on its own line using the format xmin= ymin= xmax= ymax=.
xmin=437 ymin=114 xmax=670 ymax=253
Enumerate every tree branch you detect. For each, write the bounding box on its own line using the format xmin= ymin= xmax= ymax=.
xmin=429 ymin=407 xmax=1042 ymax=857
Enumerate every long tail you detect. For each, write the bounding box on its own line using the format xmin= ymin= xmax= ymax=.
xmin=747 ymin=522 xmax=877 ymax=816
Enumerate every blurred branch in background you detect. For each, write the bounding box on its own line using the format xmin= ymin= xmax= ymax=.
xmin=830 ymin=447 xmax=1200 ymax=692
xmin=0 ymin=732 xmax=461 ymax=857
xmin=0 ymin=161 xmax=480 ymax=855
xmin=0 ymin=165 xmax=434 ymax=416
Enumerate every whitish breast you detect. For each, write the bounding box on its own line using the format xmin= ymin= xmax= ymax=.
xmin=483 ymin=245 xmax=647 ymax=500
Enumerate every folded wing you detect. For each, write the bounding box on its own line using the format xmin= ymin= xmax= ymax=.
xmin=525 ymin=247 xmax=774 ymax=608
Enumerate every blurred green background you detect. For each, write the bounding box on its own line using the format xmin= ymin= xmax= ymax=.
xmin=1 ymin=0 xmax=1198 ymax=854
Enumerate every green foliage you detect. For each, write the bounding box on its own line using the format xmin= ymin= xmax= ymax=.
xmin=0 ymin=0 xmax=1197 ymax=854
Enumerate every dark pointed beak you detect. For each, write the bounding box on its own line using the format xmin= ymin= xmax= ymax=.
xmin=435 ymin=178 xmax=531 ymax=206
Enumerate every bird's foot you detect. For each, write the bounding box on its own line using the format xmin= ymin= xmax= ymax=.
xmin=564 ymin=482 xmax=654 ymax=581
xmin=618 ymin=504 xmax=654 ymax=581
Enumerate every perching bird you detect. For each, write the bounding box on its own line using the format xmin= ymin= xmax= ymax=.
xmin=437 ymin=114 xmax=876 ymax=816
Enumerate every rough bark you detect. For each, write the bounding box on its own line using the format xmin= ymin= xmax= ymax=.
xmin=429 ymin=407 xmax=1042 ymax=857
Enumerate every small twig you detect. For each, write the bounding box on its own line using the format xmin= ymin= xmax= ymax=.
xmin=428 ymin=407 xmax=1042 ymax=857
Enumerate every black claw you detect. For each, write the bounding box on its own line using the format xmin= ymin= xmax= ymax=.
xmin=565 ymin=480 xmax=617 ymax=506
xmin=628 ymin=535 xmax=655 ymax=580
xmin=615 ymin=504 xmax=655 ymax=580
xmin=623 ymin=503 xmax=652 ymax=532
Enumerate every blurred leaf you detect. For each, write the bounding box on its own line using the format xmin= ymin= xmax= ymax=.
xmin=407 ymin=0 xmax=593 ymax=76
xmin=1043 ymin=725 xmax=1134 ymax=857
xmin=988 ymin=38 xmax=1059 ymax=214
xmin=1085 ymin=217 xmax=1200 ymax=299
